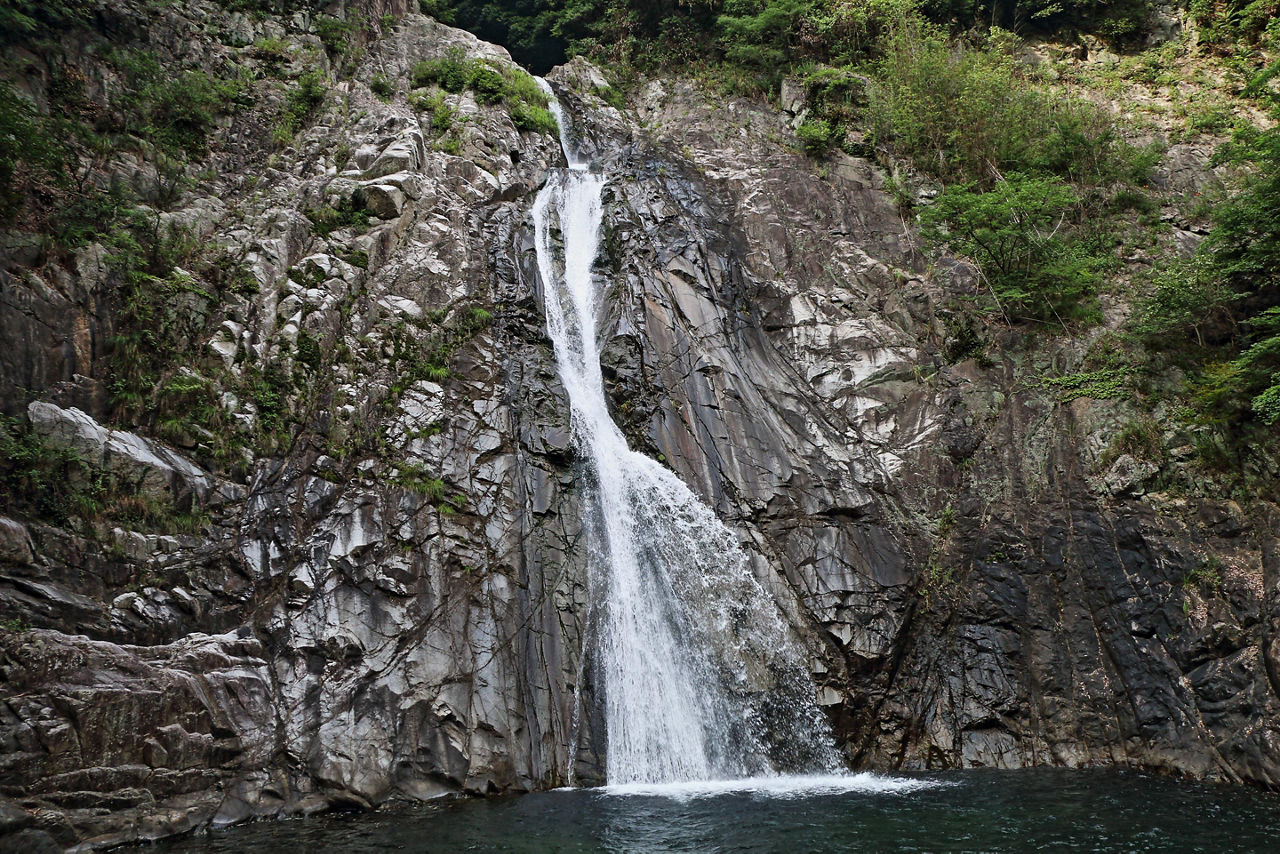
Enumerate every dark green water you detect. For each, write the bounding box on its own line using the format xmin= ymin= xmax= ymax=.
xmin=143 ymin=769 xmax=1280 ymax=853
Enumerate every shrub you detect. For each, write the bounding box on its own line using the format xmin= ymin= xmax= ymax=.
xmin=315 ymin=14 xmax=357 ymax=55
xmin=296 ymin=330 xmax=323 ymax=370
xmin=146 ymin=69 xmax=250 ymax=158
xmin=252 ymin=36 xmax=291 ymax=64
xmin=1190 ymin=0 xmax=1280 ymax=48
xmin=866 ymin=21 xmax=1144 ymax=188
xmin=412 ymin=47 xmax=473 ymax=91
xmin=799 ymin=64 xmax=866 ymax=126
xmin=108 ymin=52 xmax=250 ymax=160
xmin=1231 ymin=308 xmax=1280 ymax=424
xmin=306 ymin=199 xmax=369 ymax=237
xmin=595 ymin=84 xmax=627 ymax=110
xmin=0 ymin=416 xmax=103 ymax=526
xmin=1135 ymin=256 xmax=1236 ymax=347
xmin=717 ymin=0 xmax=812 ymax=72
xmin=0 ymin=83 xmax=63 ymax=222
xmin=410 ymin=49 xmax=556 ymax=134
xmin=275 ymin=70 xmax=326 ymax=146
xmin=418 ymin=0 xmax=456 ymax=23
xmin=370 ymin=73 xmax=393 ymax=98
xmin=795 ymin=117 xmax=836 ymax=156
xmin=0 ymin=0 xmax=93 ymax=43
xmin=510 ymin=101 xmax=558 ymax=134
xmin=920 ymin=173 xmax=1102 ymax=325
xmin=1142 ymin=125 xmax=1280 ymax=429
xmin=469 ymin=64 xmax=507 ymax=103
xmin=242 ymin=364 xmax=292 ymax=435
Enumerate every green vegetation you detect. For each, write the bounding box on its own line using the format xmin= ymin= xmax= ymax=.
xmin=370 ymin=72 xmax=394 ymax=98
xmin=0 ymin=5 xmax=312 ymax=479
xmin=718 ymin=0 xmax=811 ymax=69
xmin=921 ymin=174 xmax=1105 ymax=325
xmin=388 ymin=303 xmax=495 ymax=396
xmin=416 ymin=0 xmax=1274 ymax=465
xmin=314 ymin=13 xmax=357 ymax=52
xmin=0 ymin=416 xmax=209 ymax=534
xmin=391 ymin=461 xmax=468 ymax=511
xmin=1 ymin=0 xmax=1275 ymax=526
xmin=391 ymin=462 xmax=446 ymax=499
xmin=103 ymin=218 xmax=206 ymax=421
xmin=110 ymin=51 xmax=252 ymax=159
xmin=296 ymin=330 xmax=323 ymax=371
xmin=423 ymin=0 xmax=1172 ymax=76
xmin=242 ymin=364 xmax=292 ymax=437
xmin=1190 ymin=0 xmax=1280 ymax=51
xmin=411 ymin=89 xmax=460 ymax=138
xmin=1099 ymin=418 xmax=1164 ymax=469
xmin=312 ymin=11 xmax=374 ymax=73
xmin=847 ymin=19 xmax=1156 ymax=329
xmin=2 ymin=45 xmax=248 ymax=222
xmin=411 ymin=47 xmax=558 ymax=134
xmin=1137 ymin=123 xmax=1280 ymax=443
xmin=1039 ymin=367 xmax=1132 ymax=402
xmin=0 ymin=416 xmax=105 ymax=526
xmin=795 ymin=118 xmax=837 ymax=156
xmin=1184 ymin=554 xmax=1224 ymax=590
xmin=274 ymin=70 xmax=327 ymax=147
xmin=866 ymin=23 xmax=1155 ymax=188
xmin=252 ymin=35 xmax=291 ymax=64
xmin=0 ymin=83 xmax=63 ymax=222
xmin=305 ymin=198 xmax=370 ymax=236
xmin=0 ymin=0 xmax=94 ymax=43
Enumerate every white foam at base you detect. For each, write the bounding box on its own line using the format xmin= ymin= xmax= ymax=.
xmin=597 ymin=773 xmax=940 ymax=800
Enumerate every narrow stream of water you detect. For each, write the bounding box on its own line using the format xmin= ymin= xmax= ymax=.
xmin=532 ymin=80 xmax=840 ymax=785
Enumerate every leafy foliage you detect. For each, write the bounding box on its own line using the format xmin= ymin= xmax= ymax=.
xmin=424 ymin=0 xmax=1161 ymax=79
xmin=305 ymin=198 xmax=370 ymax=236
xmin=718 ymin=0 xmax=811 ymax=70
xmin=0 ymin=84 xmax=64 ymax=222
xmin=1231 ymin=308 xmax=1280 ymax=424
xmin=867 ymin=21 xmax=1152 ymax=188
xmin=1135 ymin=256 xmax=1236 ymax=346
xmin=795 ymin=117 xmax=837 ymax=156
xmin=411 ymin=47 xmax=558 ymax=134
xmin=1189 ymin=0 xmax=1280 ymax=50
xmin=1137 ymin=124 xmax=1280 ymax=435
xmin=275 ymin=70 xmax=327 ymax=146
xmin=0 ymin=416 xmax=104 ymax=526
xmin=0 ymin=415 xmax=210 ymax=533
xmin=921 ymin=174 xmax=1102 ymax=324
xmin=0 ymin=0 xmax=94 ymax=43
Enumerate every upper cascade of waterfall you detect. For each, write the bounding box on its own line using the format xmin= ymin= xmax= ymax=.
xmin=536 ymin=78 xmax=587 ymax=171
xmin=532 ymin=78 xmax=843 ymax=786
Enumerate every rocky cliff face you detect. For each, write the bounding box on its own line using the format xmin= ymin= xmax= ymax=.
xmin=1 ymin=4 xmax=1278 ymax=849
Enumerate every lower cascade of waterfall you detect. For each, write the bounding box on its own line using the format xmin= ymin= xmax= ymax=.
xmin=533 ymin=81 xmax=843 ymax=786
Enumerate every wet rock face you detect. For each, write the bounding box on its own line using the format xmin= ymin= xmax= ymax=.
xmin=2 ymin=11 xmax=1279 ymax=850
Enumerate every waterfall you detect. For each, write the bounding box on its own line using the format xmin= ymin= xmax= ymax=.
xmin=533 ymin=80 xmax=842 ymax=786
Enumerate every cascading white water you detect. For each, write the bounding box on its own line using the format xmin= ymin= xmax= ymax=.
xmin=533 ymin=80 xmax=841 ymax=785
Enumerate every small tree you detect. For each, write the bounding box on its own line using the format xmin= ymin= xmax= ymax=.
xmin=920 ymin=173 xmax=1100 ymax=325
xmin=717 ymin=0 xmax=812 ymax=70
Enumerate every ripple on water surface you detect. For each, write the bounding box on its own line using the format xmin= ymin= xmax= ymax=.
xmin=138 ymin=769 xmax=1280 ymax=853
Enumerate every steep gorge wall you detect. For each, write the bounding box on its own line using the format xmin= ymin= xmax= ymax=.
xmin=1 ymin=5 xmax=1278 ymax=849
xmin=565 ymin=71 xmax=1280 ymax=784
